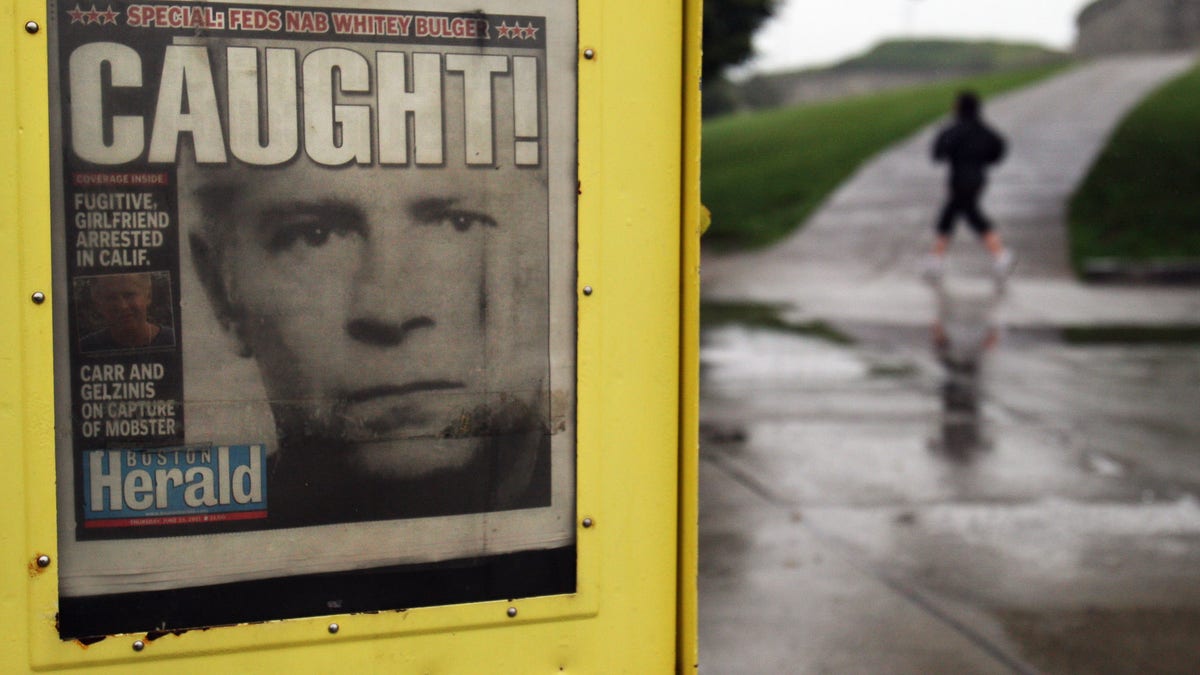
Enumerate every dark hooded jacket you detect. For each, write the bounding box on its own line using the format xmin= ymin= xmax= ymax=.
xmin=933 ymin=113 xmax=1006 ymax=190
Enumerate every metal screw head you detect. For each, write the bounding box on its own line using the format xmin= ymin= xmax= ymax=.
xmin=31 ymin=291 xmax=45 ymax=304
xmin=328 ymin=623 xmax=339 ymax=634
xmin=36 ymin=555 xmax=51 ymax=568
xmin=506 ymin=606 xmax=518 ymax=618
xmin=583 ymin=48 xmax=595 ymax=60
xmin=25 ymin=21 xmax=39 ymax=34
xmin=582 ymin=286 xmax=593 ymax=296
xmin=132 ymin=640 xmax=145 ymax=652
xmin=582 ymin=517 xmax=594 ymax=528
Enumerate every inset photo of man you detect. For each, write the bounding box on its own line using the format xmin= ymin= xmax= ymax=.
xmin=75 ymin=271 xmax=176 ymax=353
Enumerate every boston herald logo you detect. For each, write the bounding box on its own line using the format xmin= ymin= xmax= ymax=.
xmin=85 ymin=445 xmax=266 ymax=523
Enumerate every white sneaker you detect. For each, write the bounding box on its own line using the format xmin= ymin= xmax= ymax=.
xmin=994 ymin=249 xmax=1015 ymax=277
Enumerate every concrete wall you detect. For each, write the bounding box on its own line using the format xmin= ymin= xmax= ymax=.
xmin=1076 ymin=0 xmax=1200 ymax=56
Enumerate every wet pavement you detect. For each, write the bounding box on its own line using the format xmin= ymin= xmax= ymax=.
xmin=698 ymin=55 xmax=1200 ymax=674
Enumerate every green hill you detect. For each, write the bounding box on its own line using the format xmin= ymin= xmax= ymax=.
xmin=831 ymin=39 xmax=1068 ymax=73
xmin=715 ymin=39 xmax=1070 ymax=115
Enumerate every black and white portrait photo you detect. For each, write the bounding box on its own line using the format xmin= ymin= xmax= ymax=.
xmin=184 ymin=155 xmax=554 ymax=526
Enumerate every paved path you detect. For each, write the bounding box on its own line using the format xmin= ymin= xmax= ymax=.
xmin=699 ymin=55 xmax=1200 ymax=674
xmin=702 ymin=54 xmax=1200 ymax=326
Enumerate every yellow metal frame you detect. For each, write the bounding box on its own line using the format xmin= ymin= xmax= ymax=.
xmin=2 ymin=0 xmax=699 ymax=670
xmin=677 ymin=0 xmax=703 ymax=668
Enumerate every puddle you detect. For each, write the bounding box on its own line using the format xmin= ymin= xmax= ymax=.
xmin=701 ymin=325 xmax=867 ymax=384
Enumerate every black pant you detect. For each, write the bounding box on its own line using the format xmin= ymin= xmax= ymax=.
xmin=936 ymin=182 xmax=991 ymax=236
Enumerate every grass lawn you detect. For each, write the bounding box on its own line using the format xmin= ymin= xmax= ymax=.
xmin=1068 ymin=62 xmax=1200 ymax=269
xmin=702 ymin=65 xmax=1068 ymax=250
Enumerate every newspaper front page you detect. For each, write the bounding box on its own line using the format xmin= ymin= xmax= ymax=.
xmin=48 ymin=0 xmax=576 ymax=633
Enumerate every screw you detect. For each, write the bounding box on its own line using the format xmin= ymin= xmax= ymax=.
xmin=36 ymin=555 xmax=51 ymax=568
xmin=132 ymin=640 xmax=145 ymax=652
xmin=25 ymin=21 xmax=39 ymax=34
xmin=328 ymin=623 xmax=340 ymax=634
xmin=31 ymin=291 xmax=45 ymax=304
xmin=582 ymin=517 xmax=594 ymax=528
xmin=506 ymin=607 xmax=518 ymax=618
xmin=583 ymin=49 xmax=595 ymax=60
xmin=582 ymin=286 xmax=593 ymax=296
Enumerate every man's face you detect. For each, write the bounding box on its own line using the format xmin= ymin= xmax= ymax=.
xmin=200 ymin=162 xmax=549 ymax=477
xmin=93 ymin=275 xmax=152 ymax=334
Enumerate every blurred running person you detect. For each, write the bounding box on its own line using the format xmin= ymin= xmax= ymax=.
xmin=925 ymin=91 xmax=1014 ymax=281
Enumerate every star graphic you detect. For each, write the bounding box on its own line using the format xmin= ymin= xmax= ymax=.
xmin=99 ymin=6 xmax=118 ymax=24
xmin=494 ymin=20 xmax=513 ymax=39
xmin=67 ymin=5 xmax=85 ymax=23
xmin=84 ymin=6 xmax=102 ymax=24
xmin=520 ymin=23 xmax=538 ymax=40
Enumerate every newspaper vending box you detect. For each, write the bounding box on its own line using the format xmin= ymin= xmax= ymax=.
xmin=0 ymin=0 xmax=701 ymax=670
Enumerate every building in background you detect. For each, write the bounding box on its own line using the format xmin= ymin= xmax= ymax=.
xmin=1076 ymin=0 xmax=1200 ymax=55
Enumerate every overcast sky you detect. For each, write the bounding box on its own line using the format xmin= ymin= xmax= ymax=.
xmin=743 ymin=0 xmax=1097 ymax=73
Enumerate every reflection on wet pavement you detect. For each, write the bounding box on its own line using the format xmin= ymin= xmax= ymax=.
xmin=930 ymin=283 xmax=1001 ymax=460
xmin=699 ymin=301 xmax=1200 ymax=673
